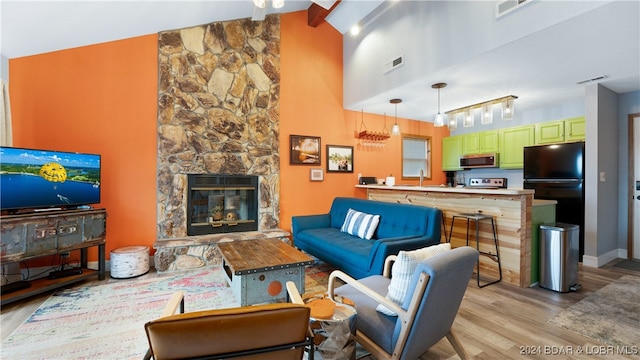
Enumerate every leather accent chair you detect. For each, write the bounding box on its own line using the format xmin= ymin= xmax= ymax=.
xmin=143 ymin=292 xmax=314 ymax=360
xmin=328 ymin=246 xmax=478 ymax=360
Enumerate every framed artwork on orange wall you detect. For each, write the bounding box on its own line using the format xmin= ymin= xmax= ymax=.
xmin=290 ymin=135 xmax=321 ymax=165
xmin=326 ymin=145 xmax=353 ymax=173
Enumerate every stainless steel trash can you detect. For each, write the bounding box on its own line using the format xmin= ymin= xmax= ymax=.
xmin=539 ymin=223 xmax=580 ymax=292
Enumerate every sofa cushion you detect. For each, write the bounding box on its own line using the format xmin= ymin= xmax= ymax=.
xmin=340 ymin=208 xmax=380 ymax=240
xmin=295 ymin=228 xmax=372 ymax=271
xmin=376 ymin=243 xmax=451 ymax=316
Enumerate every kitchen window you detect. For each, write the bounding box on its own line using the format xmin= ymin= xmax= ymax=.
xmin=402 ymin=135 xmax=432 ymax=179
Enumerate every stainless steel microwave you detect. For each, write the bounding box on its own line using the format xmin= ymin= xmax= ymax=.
xmin=459 ymin=153 xmax=499 ymax=169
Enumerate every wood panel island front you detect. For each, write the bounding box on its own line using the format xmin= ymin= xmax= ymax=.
xmin=356 ymin=185 xmax=537 ymax=288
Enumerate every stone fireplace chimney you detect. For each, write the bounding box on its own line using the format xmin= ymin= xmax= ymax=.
xmin=156 ymin=15 xmax=281 ymax=239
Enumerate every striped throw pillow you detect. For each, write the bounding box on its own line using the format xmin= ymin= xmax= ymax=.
xmin=340 ymin=208 xmax=380 ymax=240
xmin=376 ymin=243 xmax=451 ymax=316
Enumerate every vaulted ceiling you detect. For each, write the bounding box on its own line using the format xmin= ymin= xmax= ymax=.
xmin=2 ymin=0 xmax=638 ymax=123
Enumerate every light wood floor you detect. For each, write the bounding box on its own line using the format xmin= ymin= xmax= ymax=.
xmin=1 ymin=259 xmax=638 ymax=359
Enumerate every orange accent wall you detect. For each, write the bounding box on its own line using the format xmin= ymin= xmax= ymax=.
xmin=8 ymin=12 xmax=448 ymax=263
xmin=279 ymin=11 xmax=448 ymax=233
xmin=9 ymin=35 xmax=159 ymax=261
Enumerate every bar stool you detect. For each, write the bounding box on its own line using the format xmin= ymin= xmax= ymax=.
xmin=448 ymin=212 xmax=502 ymax=287
xmin=440 ymin=210 xmax=448 ymax=241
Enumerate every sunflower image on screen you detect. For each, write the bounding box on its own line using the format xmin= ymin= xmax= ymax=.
xmin=39 ymin=162 xmax=67 ymax=183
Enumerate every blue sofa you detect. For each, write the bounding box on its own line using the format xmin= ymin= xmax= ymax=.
xmin=292 ymin=197 xmax=442 ymax=279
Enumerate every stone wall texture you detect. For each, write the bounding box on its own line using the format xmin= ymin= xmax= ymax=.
xmin=157 ymin=15 xmax=281 ymax=238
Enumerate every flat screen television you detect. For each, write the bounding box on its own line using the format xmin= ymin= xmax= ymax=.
xmin=0 ymin=146 xmax=101 ymax=212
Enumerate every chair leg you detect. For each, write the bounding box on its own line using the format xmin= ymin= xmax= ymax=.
xmin=477 ymin=217 xmax=502 ymax=288
xmin=445 ymin=330 xmax=468 ymax=360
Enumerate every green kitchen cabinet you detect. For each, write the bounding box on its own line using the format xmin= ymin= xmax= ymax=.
xmin=462 ymin=130 xmax=499 ymax=155
xmin=462 ymin=133 xmax=479 ymax=155
xmin=565 ymin=117 xmax=586 ymax=141
xmin=500 ymin=125 xmax=534 ymax=169
xmin=442 ymin=135 xmax=463 ymax=171
xmin=479 ymin=130 xmax=500 ymax=153
xmin=535 ymin=120 xmax=565 ymax=144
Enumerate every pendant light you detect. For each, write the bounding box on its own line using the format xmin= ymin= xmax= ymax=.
xmin=501 ymin=97 xmax=515 ymax=120
xmin=480 ymin=103 xmax=493 ymax=124
xmin=432 ymin=83 xmax=447 ymax=127
xmin=390 ymin=98 xmax=402 ymax=135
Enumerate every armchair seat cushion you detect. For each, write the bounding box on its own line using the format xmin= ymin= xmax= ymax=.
xmin=334 ymin=275 xmax=397 ymax=354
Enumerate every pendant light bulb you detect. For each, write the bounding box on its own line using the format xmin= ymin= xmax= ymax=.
xmin=431 ymin=83 xmax=447 ymax=128
xmin=253 ymin=0 xmax=266 ymax=9
xmin=272 ymin=0 xmax=285 ymax=9
xmin=390 ymin=98 xmax=402 ymax=135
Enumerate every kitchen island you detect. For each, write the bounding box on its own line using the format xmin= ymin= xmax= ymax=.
xmin=356 ymin=184 xmax=537 ymax=287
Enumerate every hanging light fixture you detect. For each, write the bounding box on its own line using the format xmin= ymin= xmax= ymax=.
xmin=253 ymin=0 xmax=284 ymax=9
xmin=448 ymin=113 xmax=458 ymax=130
xmin=463 ymin=108 xmax=474 ymax=127
xmin=390 ymin=98 xmax=402 ymax=135
xmin=501 ymin=97 xmax=515 ymax=120
xmin=432 ymin=83 xmax=447 ymax=127
xmin=480 ymin=103 xmax=493 ymax=124
xmin=445 ymin=95 xmax=517 ymax=126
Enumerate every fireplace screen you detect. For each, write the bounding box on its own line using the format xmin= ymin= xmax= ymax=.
xmin=187 ymin=174 xmax=258 ymax=236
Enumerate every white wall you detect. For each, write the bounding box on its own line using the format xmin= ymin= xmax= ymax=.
xmin=1 ymin=54 xmax=8 ymax=81
xmin=343 ymin=0 xmax=610 ymax=108
xmin=618 ymin=91 xmax=640 ymax=251
xmin=583 ymin=84 xmax=620 ymax=266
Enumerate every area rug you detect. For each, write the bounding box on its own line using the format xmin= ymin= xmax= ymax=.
xmin=547 ymin=275 xmax=640 ymax=348
xmin=1 ymin=264 xmax=336 ymax=360
xmin=1 ymin=267 xmax=239 ymax=359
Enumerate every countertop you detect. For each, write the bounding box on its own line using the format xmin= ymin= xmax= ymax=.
xmin=356 ymin=184 xmax=534 ymax=195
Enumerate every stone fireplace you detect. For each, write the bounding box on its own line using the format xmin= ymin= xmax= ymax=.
xmin=156 ymin=15 xmax=281 ymax=240
xmin=186 ymin=174 xmax=259 ymax=236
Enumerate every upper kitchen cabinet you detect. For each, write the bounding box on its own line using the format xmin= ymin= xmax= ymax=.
xmin=564 ymin=117 xmax=586 ymax=142
xmin=535 ymin=120 xmax=565 ymax=144
xmin=535 ymin=117 xmax=586 ymax=144
xmin=442 ymin=135 xmax=463 ymax=171
xmin=462 ymin=133 xmax=479 ymax=155
xmin=479 ymin=130 xmax=500 ymax=153
xmin=462 ymin=130 xmax=499 ymax=155
xmin=500 ymin=125 xmax=535 ymax=169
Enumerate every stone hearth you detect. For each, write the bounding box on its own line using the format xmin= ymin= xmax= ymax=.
xmin=154 ymin=229 xmax=290 ymax=273
xmin=156 ymin=15 xmax=281 ymax=239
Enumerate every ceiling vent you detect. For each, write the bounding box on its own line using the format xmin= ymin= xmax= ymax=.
xmin=496 ymin=0 xmax=534 ymax=18
xmin=383 ymin=55 xmax=404 ymax=74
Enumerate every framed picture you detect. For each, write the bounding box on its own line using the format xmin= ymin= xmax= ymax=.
xmin=326 ymin=145 xmax=354 ymax=173
xmin=290 ymin=135 xmax=321 ymax=165
xmin=310 ymin=168 xmax=324 ymax=181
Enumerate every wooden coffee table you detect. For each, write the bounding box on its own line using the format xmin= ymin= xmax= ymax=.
xmin=218 ymin=238 xmax=314 ymax=306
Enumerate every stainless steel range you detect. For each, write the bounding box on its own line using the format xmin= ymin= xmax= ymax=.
xmin=467 ymin=177 xmax=508 ymax=189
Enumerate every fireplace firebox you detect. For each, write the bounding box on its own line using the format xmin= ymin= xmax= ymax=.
xmin=187 ymin=174 xmax=259 ymax=236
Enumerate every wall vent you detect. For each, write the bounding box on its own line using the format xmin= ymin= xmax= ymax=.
xmin=496 ymin=0 xmax=533 ymax=18
xmin=383 ymin=55 xmax=404 ymax=74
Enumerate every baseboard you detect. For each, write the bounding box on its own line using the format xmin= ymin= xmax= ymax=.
xmin=582 ymin=248 xmax=623 ymax=268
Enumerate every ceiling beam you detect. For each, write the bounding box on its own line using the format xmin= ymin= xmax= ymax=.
xmin=308 ymin=0 xmax=341 ymax=27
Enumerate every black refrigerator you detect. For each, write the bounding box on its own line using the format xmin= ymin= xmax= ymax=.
xmin=523 ymin=142 xmax=585 ymax=261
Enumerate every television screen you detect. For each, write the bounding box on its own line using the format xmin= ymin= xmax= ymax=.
xmin=0 ymin=147 xmax=101 ymax=212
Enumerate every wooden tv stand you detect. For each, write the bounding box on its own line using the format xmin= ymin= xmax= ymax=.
xmin=0 ymin=208 xmax=107 ymax=305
